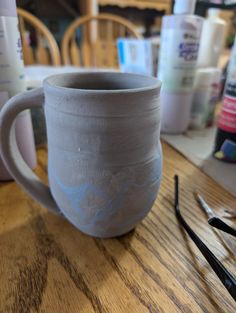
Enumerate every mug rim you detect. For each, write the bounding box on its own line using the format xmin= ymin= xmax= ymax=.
xmin=43 ymin=71 xmax=161 ymax=94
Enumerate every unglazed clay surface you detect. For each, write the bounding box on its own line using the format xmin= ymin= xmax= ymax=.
xmin=0 ymin=72 xmax=162 ymax=237
xmin=44 ymin=72 xmax=162 ymax=237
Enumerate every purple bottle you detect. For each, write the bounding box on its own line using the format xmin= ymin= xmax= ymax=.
xmin=0 ymin=0 xmax=36 ymax=180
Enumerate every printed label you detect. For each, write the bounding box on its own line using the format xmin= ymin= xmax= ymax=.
xmin=218 ymin=95 xmax=236 ymax=133
xmin=158 ymin=28 xmax=201 ymax=92
xmin=214 ymin=139 xmax=236 ymax=163
xmin=0 ymin=17 xmax=25 ymax=98
xmin=117 ymin=39 xmax=155 ymax=76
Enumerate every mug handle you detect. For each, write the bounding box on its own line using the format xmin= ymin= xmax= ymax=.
xmin=0 ymin=87 xmax=61 ymax=214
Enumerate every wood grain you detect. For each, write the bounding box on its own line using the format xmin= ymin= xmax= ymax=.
xmin=0 ymin=142 xmax=235 ymax=312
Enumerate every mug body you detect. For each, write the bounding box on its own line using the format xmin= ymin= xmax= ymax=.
xmin=44 ymin=72 xmax=162 ymax=237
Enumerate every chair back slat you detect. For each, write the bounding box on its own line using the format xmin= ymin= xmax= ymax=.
xmin=35 ymin=31 xmax=51 ymax=65
xmin=81 ymin=38 xmax=92 ymax=67
xmin=70 ymin=37 xmax=81 ymax=66
xmin=19 ymin=14 xmax=34 ymax=65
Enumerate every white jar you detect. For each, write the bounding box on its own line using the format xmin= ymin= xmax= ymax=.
xmin=190 ymin=69 xmax=215 ymax=129
xmin=0 ymin=0 xmax=37 ymax=180
xmin=197 ymin=8 xmax=227 ymax=68
xmin=207 ymin=68 xmax=222 ymax=126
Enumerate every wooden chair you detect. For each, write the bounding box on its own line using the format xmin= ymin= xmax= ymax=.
xmin=62 ymin=13 xmax=142 ymax=68
xmin=17 ymin=8 xmax=61 ymax=66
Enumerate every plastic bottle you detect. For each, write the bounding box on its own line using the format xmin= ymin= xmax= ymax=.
xmin=0 ymin=0 xmax=36 ymax=180
xmin=190 ymin=68 xmax=222 ymax=129
xmin=190 ymin=69 xmax=213 ymax=129
xmin=158 ymin=0 xmax=203 ymax=133
xmin=207 ymin=68 xmax=222 ymax=126
xmin=213 ymin=37 xmax=236 ymax=163
xmin=197 ymin=9 xmax=227 ymax=68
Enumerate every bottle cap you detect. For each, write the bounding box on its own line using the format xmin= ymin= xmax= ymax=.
xmin=208 ymin=8 xmax=220 ymax=18
xmin=174 ymin=0 xmax=196 ymax=15
xmin=0 ymin=0 xmax=17 ymax=17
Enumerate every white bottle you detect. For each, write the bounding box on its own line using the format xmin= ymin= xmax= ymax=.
xmin=158 ymin=0 xmax=203 ymax=133
xmin=197 ymin=8 xmax=227 ymax=67
xmin=190 ymin=68 xmax=222 ymax=129
xmin=0 ymin=0 xmax=37 ymax=180
xmin=206 ymin=68 xmax=222 ymax=126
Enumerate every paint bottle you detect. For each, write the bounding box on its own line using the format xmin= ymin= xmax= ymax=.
xmin=190 ymin=68 xmax=222 ymax=129
xmin=214 ymin=37 xmax=236 ymax=163
xmin=158 ymin=0 xmax=203 ymax=133
xmin=190 ymin=69 xmax=213 ymax=129
xmin=197 ymin=8 xmax=227 ymax=68
xmin=0 ymin=0 xmax=36 ymax=180
xmin=207 ymin=68 xmax=222 ymax=127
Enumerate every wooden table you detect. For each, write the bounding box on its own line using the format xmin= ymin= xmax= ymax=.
xmin=0 ymin=142 xmax=235 ymax=312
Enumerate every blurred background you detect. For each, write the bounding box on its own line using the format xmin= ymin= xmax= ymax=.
xmin=16 ymin=0 xmax=236 ymax=49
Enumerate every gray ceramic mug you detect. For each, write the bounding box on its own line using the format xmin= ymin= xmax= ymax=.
xmin=0 ymin=72 xmax=162 ymax=237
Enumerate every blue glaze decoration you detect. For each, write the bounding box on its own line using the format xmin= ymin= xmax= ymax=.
xmin=48 ymin=154 xmax=161 ymax=228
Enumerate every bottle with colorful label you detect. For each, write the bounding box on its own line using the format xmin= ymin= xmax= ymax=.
xmin=214 ymin=37 xmax=236 ymax=163
xmin=0 ymin=0 xmax=36 ymax=180
xmin=158 ymin=0 xmax=203 ymax=133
